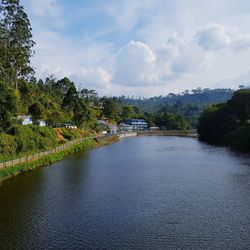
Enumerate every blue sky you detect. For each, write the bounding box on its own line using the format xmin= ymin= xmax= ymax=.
xmin=21 ymin=0 xmax=250 ymax=96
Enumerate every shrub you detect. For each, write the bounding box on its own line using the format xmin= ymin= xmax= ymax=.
xmin=0 ymin=133 xmax=17 ymax=155
xmin=8 ymin=125 xmax=58 ymax=153
xmin=226 ymin=125 xmax=250 ymax=152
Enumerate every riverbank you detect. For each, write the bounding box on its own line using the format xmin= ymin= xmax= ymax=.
xmin=0 ymin=135 xmax=119 ymax=184
xmin=137 ymin=130 xmax=198 ymax=138
xmin=118 ymin=132 xmax=137 ymax=139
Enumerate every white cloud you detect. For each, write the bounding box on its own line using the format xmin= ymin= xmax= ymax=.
xmin=215 ymin=69 xmax=250 ymax=89
xmin=28 ymin=0 xmax=57 ymax=16
xmin=112 ymin=41 xmax=158 ymax=86
xmin=70 ymin=68 xmax=112 ymax=90
xmin=21 ymin=0 xmax=250 ymax=96
xmin=104 ymin=0 xmax=160 ymax=31
xmin=196 ymin=23 xmax=250 ymax=52
xmin=26 ymin=0 xmax=65 ymax=29
xmin=156 ymin=34 xmax=206 ymax=76
xmin=196 ymin=24 xmax=231 ymax=51
xmin=231 ymin=34 xmax=250 ymax=51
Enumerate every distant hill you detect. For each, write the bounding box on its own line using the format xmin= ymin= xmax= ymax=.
xmin=118 ymin=88 xmax=234 ymax=113
xmin=118 ymin=88 xmax=234 ymax=127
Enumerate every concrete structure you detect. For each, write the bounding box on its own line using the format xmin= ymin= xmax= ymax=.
xmin=150 ymin=126 xmax=160 ymax=131
xmin=120 ymin=119 xmax=148 ymax=131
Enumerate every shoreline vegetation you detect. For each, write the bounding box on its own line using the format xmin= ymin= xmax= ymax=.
xmin=197 ymin=90 xmax=250 ymax=153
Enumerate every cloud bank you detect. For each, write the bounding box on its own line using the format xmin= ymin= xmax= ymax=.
xmin=21 ymin=0 xmax=250 ymax=96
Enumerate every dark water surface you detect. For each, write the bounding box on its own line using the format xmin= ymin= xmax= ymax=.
xmin=1 ymin=136 xmax=250 ymax=249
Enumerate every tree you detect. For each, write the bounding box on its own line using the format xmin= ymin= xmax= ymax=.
xmin=121 ymin=105 xmax=134 ymax=120
xmin=197 ymin=90 xmax=250 ymax=151
xmin=28 ymin=102 xmax=45 ymax=124
xmin=228 ymin=90 xmax=250 ymax=122
xmin=61 ymin=85 xmax=78 ymax=112
xmin=80 ymin=89 xmax=98 ymax=103
xmin=0 ymin=0 xmax=35 ymax=88
xmin=45 ymin=110 xmax=63 ymax=128
xmin=102 ymin=98 xmax=121 ymax=121
xmin=73 ymin=99 xmax=91 ymax=127
xmin=0 ymin=82 xmax=17 ymax=131
xmin=56 ymin=77 xmax=74 ymax=96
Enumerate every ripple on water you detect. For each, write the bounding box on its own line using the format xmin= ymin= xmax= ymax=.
xmin=1 ymin=136 xmax=250 ymax=249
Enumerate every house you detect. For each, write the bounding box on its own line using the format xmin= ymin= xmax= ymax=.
xmin=119 ymin=122 xmax=133 ymax=131
xmin=127 ymin=119 xmax=148 ymax=130
xmin=17 ymin=115 xmax=33 ymax=125
xmin=97 ymin=120 xmax=118 ymax=134
xmin=17 ymin=116 xmax=46 ymax=127
xmin=107 ymin=124 xmax=118 ymax=134
xmin=119 ymin=119 xmax=148 ymax=131
xmin=39 ymin=120 xmax=46 ymax=127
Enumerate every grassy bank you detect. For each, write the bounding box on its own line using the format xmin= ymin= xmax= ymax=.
xmin=0 ymin=126 xmax=94 ymax=162
xmin=0 ymin=136 xmax=119 ymax=184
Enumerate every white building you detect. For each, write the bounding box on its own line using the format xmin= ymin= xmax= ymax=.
xmin=119 ymin=119 xmax=148 ymax=131
xmin=127 ymin=119 xmax=148 ymax=130
xmin=108 ymin=124 xmax=118 ymax=134
xmin=17 ymin=116 xmax=33 ymax=125
xmin=119 ymin=122 xmax=133 ymax=131
xmin=17 ymin=116 xmax=46 ymax=127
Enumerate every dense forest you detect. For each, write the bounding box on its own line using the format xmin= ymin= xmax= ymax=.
xmin=197 ymin=89 xmax=250 ymax=152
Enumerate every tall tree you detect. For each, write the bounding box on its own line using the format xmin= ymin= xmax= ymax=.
xmin=73 ymin=99 xmax=91 ymax=127
xmin=0 ymin=82 xmax=17 ymax=131
xmin=61 ymin=85 xmax=78 ymax=113
xmin=0 ymin=0 xmax=35 ymax=88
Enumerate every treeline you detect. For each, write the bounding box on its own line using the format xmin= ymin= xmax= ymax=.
xmin=119 ymin=88 xmax=233 ymax=110
xmin=197 ymin=90 xmax=250 ymax=152
xmin=118 ymin=88 xmax=234 ymax=126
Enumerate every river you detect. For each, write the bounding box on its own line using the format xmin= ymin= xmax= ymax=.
xmin=0 ymin=136 xmax=250 ymax=249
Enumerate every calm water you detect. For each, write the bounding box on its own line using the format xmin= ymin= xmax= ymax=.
xmin=1 ymin=136 xmax=250 ymax=249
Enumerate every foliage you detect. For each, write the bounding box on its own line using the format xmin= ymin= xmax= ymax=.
xmin=28 ymin=102 xmax=46 ymax=122
xmin=61 ymin=127 xmax=84 ymax=141
xmin=0 ymin=0 xmax=35 ymax=87
xmin=197 ymin=90 xmax=250 ymax=151
xmin=101 ymin=97 xmax=121 ymax=121
xmin=8 ymin=125 xmax=58 ymax=153
xmin=0 ymin=132 xmax=16 ymax=154
xmin=224 ymin=126 xmax=250 ymax=151
xmin=73 ymin=99 xmax=91 ymax=127
xmin=0 ymin=82 xmax=17 ymax=131
xmin=153 ymin=112 xmax=190 ymax=130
